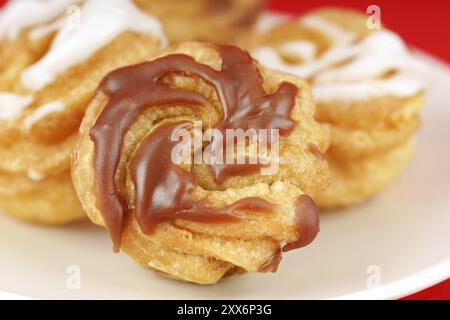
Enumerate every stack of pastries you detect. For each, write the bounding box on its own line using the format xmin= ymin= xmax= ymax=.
xmin=250 ymin=8 xmax=427 ymax=209
xmin=0 ymin=1 xmax=426 ymax=284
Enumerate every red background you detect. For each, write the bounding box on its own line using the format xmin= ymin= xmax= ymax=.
xmin=268 ymin=0 xmax=450 ymax=63
xmin=0 ymin=0 xmax=448 ymax=300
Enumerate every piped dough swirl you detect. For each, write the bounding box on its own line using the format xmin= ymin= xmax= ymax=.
xmin=72 ymin=42 xmax=330 ymax=284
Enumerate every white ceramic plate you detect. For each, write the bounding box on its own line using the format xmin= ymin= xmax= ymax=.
xmin=1 ymin=51 xmax=449 ymax=300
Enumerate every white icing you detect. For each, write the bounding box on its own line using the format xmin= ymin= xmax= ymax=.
xmin=255 ymin=12 xmax=290 ymax=33
xmin=0 ymin=92 xmax=33 ymax=119
xmin=252 ymin=47 xmax=301 ymax=75
xmin=252 ymin=17 xmax=427 ymax=102
xmin=312 ymin=74 xmax=426 ymax=102
xmin=0 ymin=0 xmax=167 ymax=124
xmin=29 ymin=16 xmax=66 ymax=40
xmin=27 ymin=168 xmax=45 ymax=181
xmin=278 ymin=41 xmax=317 ymax=63
xmin=23 ymin=101 xmax=65 ymax=130
xmin=0 ymin=0 xmax=75 ymax=41
xmin=21 ymin=0 xmax=167 ymax=91
xmin=301 ymin=16 xmax=355 ymax=44
xmin=313 ymin=32 xmax=422 ymax=82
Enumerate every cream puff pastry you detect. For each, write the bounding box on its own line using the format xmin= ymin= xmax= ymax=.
xmin=72 ymin=42 xmax=330 ymax=284
xmin=0 ymin=0 xmax=166 ymax=224
xmin=250 ymin=8 xmax=427 ymax=208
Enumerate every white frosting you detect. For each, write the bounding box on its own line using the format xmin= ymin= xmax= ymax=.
xmin=0 ymin=0 xmax=167 ymax=125
xmin=252 ymin=47 xmax=297 ymax=74
xmin=0 ymin=92 xmax=33 ymax=119
xmin=27 ymin=168 xmax=45 ymax=181
xmin=252 ymin=16 xmax=427 ymax=102
xmin=21 ymin=0 xmax=167 ymax=91
xmin=23 ymin=101 xmax=65 ymax=130
xmin=301 ymin=16 xmax=355 ymax=44
xmin=29 ymin=16 xmax=66 ymax=40
xmin=312 ymin=74 xmax=426 ymax=102
xmin=0 ymin=0 xmax=76 ymax=41
xmin=255 ymin=12 xmax=290 ymax=33
xmin=278 ymin=41 xmax=317 ymax=63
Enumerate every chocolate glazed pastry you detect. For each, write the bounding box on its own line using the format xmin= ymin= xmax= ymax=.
xmin=72 ymin=42 xmax=330 ymax=284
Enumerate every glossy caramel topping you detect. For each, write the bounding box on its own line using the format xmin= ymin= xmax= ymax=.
xmin=90 ymin=44 xmax=309 ymax=251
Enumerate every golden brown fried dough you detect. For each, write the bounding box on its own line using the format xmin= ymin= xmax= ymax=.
xmin=72 ymin=42 xmax=330 ymax=284
xmin=0 ymin=171 xmax=84 ymax=225
xmin=0 ymin=0 xmax=166 ymax=224
xmin=249 ymin=8 xmax=426 ymax=208
xmin=316 ymin=140 xmax=414 ymax=209
xmin=134 ymin=0 xmax=267 ymax=43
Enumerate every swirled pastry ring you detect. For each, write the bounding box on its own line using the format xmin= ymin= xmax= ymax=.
xmin=72 ymin=42 xmax=330 ymax=284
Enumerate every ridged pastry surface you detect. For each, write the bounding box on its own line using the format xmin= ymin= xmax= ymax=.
xmin=72 ymin=42 xmax=331 ymax=284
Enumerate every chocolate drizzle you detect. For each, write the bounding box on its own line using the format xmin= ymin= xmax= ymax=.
xmin=258 ymin=249 xmax=282 ymax=272
xmin=208 ymin=0 xmax=233 ymax=14
xmin=282 ymin=195 xmax=319 ymax=252
xmin=90 ymin=44 xmax=310 ymax=251
xmin=130 ymin=121 xmax=275 ymax=236
xmin=308 ymin=143 xmax=325 ymax=161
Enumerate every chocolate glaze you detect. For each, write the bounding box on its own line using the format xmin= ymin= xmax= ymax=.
xmin=308 ymin=143 xmax=325 ymax=161
xmin=259 ymin=249 xmax=282 ymax=273
xmin=131 ymin=121 xmax=275 ymax=235
xmin=233 ymin=0 xmax=268 ymax=28
xmin=208 ymin=0 xmax=233 ymax=14
xmin=282 ymin=195 xmax=320 ymax=252
xmin=90 ymin=44 xmax=314 ymax=252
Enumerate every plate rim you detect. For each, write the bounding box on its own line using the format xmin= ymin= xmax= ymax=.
xmin=332 ymin=258 xmax=450 ymax=300
xmin=2 ymin=258 xmax=449 ymax=300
